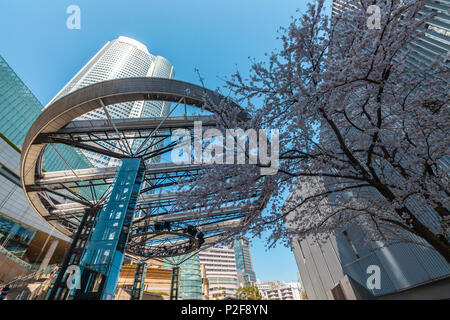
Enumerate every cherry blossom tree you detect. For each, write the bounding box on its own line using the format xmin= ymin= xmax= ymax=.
xmin=177 ymin=0 xmax=450 ymax=263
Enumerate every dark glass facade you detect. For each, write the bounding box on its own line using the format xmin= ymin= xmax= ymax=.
xmin=233 ymin=237 xmax=256 ymax=284
xmin=0 ymin=55 xmax=92 ymax=171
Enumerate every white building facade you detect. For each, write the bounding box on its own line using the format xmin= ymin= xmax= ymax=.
xmin=199 ymin=246 xmax=239 ymax=299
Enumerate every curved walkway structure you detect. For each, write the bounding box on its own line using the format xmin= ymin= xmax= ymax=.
xmin=19 ymin=77 xmax=268 ymax=299
xmin=22 ymin=77 xmax=243 ymax=230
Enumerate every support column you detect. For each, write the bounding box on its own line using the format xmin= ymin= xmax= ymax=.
xmin=47 ymin=207 xmax=99 ymax=300
xmin=170 ymin=267 xmax=180 ymax=300
xmin=131 ymin=263 xmax=147 ymax=300
xmin=74 ymin=158 xmax=145 ymax=300
xmin=37 ymin=239 xmax=59 ymax=276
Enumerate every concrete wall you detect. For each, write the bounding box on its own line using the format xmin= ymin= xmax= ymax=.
xmin=378 ymin=276 xmax=450 ymax=300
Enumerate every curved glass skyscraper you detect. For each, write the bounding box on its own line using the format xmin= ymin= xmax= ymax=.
xmin=164 ymin=254 xmax=203 ymax=300
xmin=47 ymin=36 xmax=174 ymax=167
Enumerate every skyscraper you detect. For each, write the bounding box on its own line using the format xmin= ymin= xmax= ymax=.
xmin=199 ymin=246 xmax=239 ymax=298
xmin=47 ymin=36 xmax=174 ymax=167
xmin=289 ymin=0 xmax=450 ymax=300
xmin=332 ymin=0 xmax=450 ymax=68
xmin=232 ymin=237 xmax=257 ymax=285
xmin=164 ymin=254 xmax=203 ymax=300
xmin=52 ymin=36 xmax=205 ymax=299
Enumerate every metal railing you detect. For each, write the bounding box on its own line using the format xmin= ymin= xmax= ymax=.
xmin=0 ymin=244 xmax=36 ymax=271
xmin=0 ymin=260 xmax=59 ymax=300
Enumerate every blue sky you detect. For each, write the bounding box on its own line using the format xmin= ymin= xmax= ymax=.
xmin=0 ymin=0 xmax=331 ymax=282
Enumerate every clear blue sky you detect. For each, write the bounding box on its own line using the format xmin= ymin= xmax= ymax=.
xmin=0 ymin=0 xmax=331 ymax=282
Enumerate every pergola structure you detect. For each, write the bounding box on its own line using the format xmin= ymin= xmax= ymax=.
xmin=20 ymin=77 xmax=269 ymax=299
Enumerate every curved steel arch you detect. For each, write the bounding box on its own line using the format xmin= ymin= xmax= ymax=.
xmin=20 ymin=77 xmax=245 ymax=235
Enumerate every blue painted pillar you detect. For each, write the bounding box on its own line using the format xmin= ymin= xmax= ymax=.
xmin=76 ymin=158 xmax=144 ymax=300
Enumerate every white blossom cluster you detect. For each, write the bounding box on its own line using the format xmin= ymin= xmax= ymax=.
xmin=174 ymin=0 xmax=449 ymax=262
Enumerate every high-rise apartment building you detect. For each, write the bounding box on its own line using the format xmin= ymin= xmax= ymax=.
xmin=55 ymin=36 xmax=204 ymax=299
xmin=289 ymin=0 xmax=450 ymax=300
xmin=199 ymin=246 xmax=239 ymax=299
xmin=256 ymin=280 xmax=303 ymax=300
xmin=232 ymin=237 xmax=257 ymax=285
xmin=47 ymin=36 xmax=174 ymax=167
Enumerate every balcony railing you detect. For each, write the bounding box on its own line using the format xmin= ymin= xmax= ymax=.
xmin=0 ymin=244 xmax=36 ymax=271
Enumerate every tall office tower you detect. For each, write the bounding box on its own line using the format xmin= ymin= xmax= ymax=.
xmin=0 ymin=55 xmax=92 ymax=282
xmin=47 ymin=36 xmax=174 ymax=167
xmin=232 ymin=237 xmax=257 ymax=285
xmin=289 ymin=0 xmax=450 ymax=300
xmin=199 ymin=246 xmax=239 ymax=298
xmin=332 ymin=0 xmax=450 ymax=68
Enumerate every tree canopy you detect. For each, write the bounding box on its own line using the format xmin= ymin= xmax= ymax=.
xmin=176 ymin=0 xmax=449 ymax=263
xmin=236 ymin=285 xmax=262 ymax=300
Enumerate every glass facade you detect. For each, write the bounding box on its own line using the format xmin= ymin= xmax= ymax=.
xmin=47 ymin=36 xmax=175 ymax=168
xmin=0 ymin=57 xmax=41 ymax=147
xmin=75 ymin=158 xmax=144 ymax=300
xmin=331 ymin=0 xmax=450 ymax=68
xmin=0 ymin=213 xmax=36 ymax=259
xmin=164 ymin=253 xmax=203 ymax=299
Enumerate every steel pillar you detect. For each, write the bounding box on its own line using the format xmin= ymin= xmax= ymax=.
xmin=47 ymin=207 xmax=100 ymax=300
xmin=130 ymin=263 xmax=147 ymax=300
xmin=66 ymin=158 xmax=144 ymax=300
xmin=170 ymin=267 xmax=180 ymax=300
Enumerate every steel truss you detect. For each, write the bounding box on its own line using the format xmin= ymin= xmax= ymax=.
xmin=19 ymin=78 xmax=268 ymax=299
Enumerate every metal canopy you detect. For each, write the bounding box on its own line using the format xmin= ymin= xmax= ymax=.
xmin=20 ymin=77 xmax=267 ymax=261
